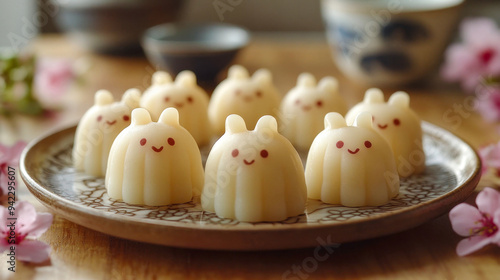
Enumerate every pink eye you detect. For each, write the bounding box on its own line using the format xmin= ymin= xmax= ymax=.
xmin=167 ymin=137 xmax=175 ymax=146
xmin=164 ymin=97 xmax=170 ymax=102
xmin=123 ymin=115 xmax=130 ymax=121
xmin=232 ymin=149 xmax=239 ymax=157
xmin=187 ymin=96 xmax=193 ymax=103
xmin=140 ymin=138 xmax=147 ymax=146
xmin=295 ymin=99 xmax=301 ymax=105
xmin=97 ymin=115 xmax=102 ymax=122
xmin=364 ymin=141 xmax=372 ymax=148
xmin=260 ymin=149 xmax=269 ymax=158
xmin=336 ymin=141 xmax=344 ymax=149
xmin=393 ymin=118 xmax=401 ymax=126
xmin=316 ymin=100 xmax=323 ymax=107
xmin=256 ymin=91 xmax=262 ymax=97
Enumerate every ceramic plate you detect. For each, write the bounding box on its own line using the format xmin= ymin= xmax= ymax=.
xmin=21 ymin=122 xmax=480 ymax=250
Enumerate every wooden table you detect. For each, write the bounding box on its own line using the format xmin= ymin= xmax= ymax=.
xmin=1 ymin=34 xmax=499 ymax=280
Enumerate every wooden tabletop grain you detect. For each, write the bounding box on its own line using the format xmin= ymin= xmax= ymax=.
xmin=1 ymin=34 xmax=499 ymax=280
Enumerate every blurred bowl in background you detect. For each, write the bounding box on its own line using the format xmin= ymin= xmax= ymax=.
xmin=322 ymin=0 xmax=464 ymax=87
xmin=54 ymin=0 xmax=184 ymax=55
xmin=141 ymin=23 xmax=250 ymax=81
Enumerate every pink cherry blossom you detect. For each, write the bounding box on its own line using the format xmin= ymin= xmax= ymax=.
xmin=449 ymin=187 xmax=500 ymax=256
xmin=0 ymin=201 xmax=53 ymax=263
xmin=441 ymin=18 xmax=500 ymax=92
xmin=34 ymin=58 xmax=75 ymax=105
xmin=474 ymin=85 xmax=500 ymax=122
xmin=0 ymin=141 xmax=27 ymax=198
xmin=478 ymin=141 xmax=500 ymax=175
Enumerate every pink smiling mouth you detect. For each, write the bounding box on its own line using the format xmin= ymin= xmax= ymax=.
xmin=243 ymin=97 xmax=253 ymax=103
xmin=348 ymin=148 xmax=360 ymax=154
xmin=152 ymin=146 xmax=163 ymax=153
xmin=174 ymin=103 xmax=184 ymax=108
xmin=106 ymin=120 xmax=117 ymax=125
xmin=377 ymin=124 xmax=388 ymax=129
xmin=243 ymin=159 xmax=255 ymax=165
xmin=301 ymin=105 xmax=312 ymax=111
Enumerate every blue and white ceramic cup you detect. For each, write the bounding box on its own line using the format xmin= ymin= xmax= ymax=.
xmin=322 ymin=0 xmax=463 ymax=86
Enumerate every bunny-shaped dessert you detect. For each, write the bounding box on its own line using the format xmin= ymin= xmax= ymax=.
xmin=208 ymin=65 xmax=281 ymax=135
xmin=305 ymin=112 xmax=399 ymax=206
xmin=202 ymin=114 xmax=307 ymax=222
xmin=141 ymin=70 xmax=212 ymax=146
xmin=73 ymin=89 xmax=141 ymax=177
xmin=279 ymin=73 xmax=347 ymax=150
xmin=105 ymin=108 xmax=204 ymax=206
xmin=345 ymin=89 xmax=425 ymax=177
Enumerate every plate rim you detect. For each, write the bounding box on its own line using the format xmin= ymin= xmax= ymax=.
xmin=20 ymin=122 xmax=481 ymax=249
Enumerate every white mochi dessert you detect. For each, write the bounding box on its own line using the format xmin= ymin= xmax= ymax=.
xmin=208 ymin=65 xmax=281 ymax=136
xmin=140 ymin=70 xmax=212 ymax=146
xmin=105 ymin=108 xmax=204 ymax=206
xmin=279 ymin=73 xmax=347 ymax=150
xmin=345 ymin=89 xmax=425 ymax=177
xmin=305 ymin=112 xmax=399 ymax=207
xmin=202 ymin=114 xmax=307 ymax=222
xmin=73 ymin=89 xmax=141 ymax=177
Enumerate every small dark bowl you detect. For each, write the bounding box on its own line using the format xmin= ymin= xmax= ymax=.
xmin=142 ymin=23 xmax=250 ymax=80
xmin=55 ymin=0 xmax=184 ymax=55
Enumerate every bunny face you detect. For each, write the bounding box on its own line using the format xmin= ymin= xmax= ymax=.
xmin=73 ymin=89 xmax=141 ymax=177
xmin=105 ymin=108 xmax=204 ymax=206
xmin=141 ymin=70 xmax=212 ymax=146
xmin=305 ymin=112 xmax=399 ymax=207
xmin=345 ymin=89 xmax=425 ymax=177
xmin=279 ymin=73 xmax=347 ymax=150
xmin=208 ymin=65 xmax=281 ymax=135
xmin=202 ymin=114 xmax=307 ymax=222
xmin=329 ymin=127 xmax=376 ymax=156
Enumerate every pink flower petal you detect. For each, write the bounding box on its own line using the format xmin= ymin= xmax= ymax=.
xmin=461 ymin=18 xmax=500 ymax=45
xmin=0 ymin=207 xmax=9 ymax=235
xmin=20 ymin=212 xmax=53 ymax=238
xmin=0 ymin=141 xmax=27 ymax=164
xmin=476 ymin=91 xmax=500 ymax=123
xmin=15 ymin=240 xmax=51 ymax=263
xmin=478 ymin=142 xmax=500 ymax=170
xmin=15 ymin=201 xmax=37 ymax=233
xmin=441 ymin=44 xmax=477 ymax=82
xmin=476 ymin=187 xmax=500 ymax=215
xmin=449 ymin=203 xmax=483 ymax=236
xmin=488 ymin=54 xmax=500 ymax=76
xmin=0 ymin=244 xmax=10 ymax=253
xmin=456 ymin=235 xmax=493 ymax=256
xmin=493 ymin=210 xmax=500 ymax=245
xmin=35 ymin=58 xmax=75 ymax=102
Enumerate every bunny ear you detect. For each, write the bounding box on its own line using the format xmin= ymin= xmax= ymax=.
xmin=131 ymin=108 xmax=152 ymax=126
xmin=152 ymin=71 xmax=172 ymax=85
xmin=324 ymin=112 xmax=347 ymax=130
xmin=122 ymin=88 xmax=141 ymax=109
xmin=388 ymin=91 xmax=410 ymax=108
xmin=175 ymin=70 xmax=197 ymax=87
xmin=353 ymin=112 xmax=373 ymax=129
xmin=297 ymin=73 xmax=316 ymax=88
xmin=158 ymin=107 xmax=180 ymax=126
xmin=228 ymin=65 xmax=249 ymax=79
xmin=252 ymin=68 xmax=273 ymax=85
xmin=363 ymin=88 xmax=385 ymax=103
xmin=318 ymin=76 xmax=339 ymax=94
xmin=225 ymin=114 xmax=247 ymax=134
xmin=95 ymin=90 xmax=114 ymax=106
xmin=255 ymin=115 xmax=278 ymax=133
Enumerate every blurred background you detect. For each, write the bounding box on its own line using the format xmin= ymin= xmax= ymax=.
xmin=1 ymin=0 xmax=498 ymax=39
xmin=33 ymin=0 xmax=500 ymax=33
